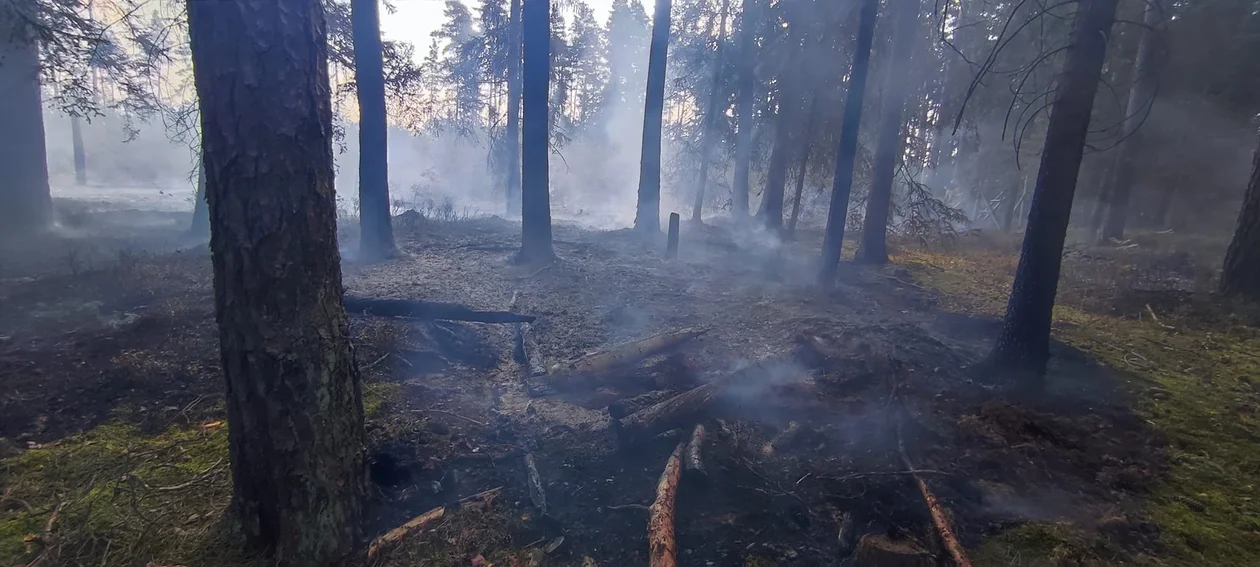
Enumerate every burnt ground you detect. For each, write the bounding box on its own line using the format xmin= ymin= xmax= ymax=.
xmin=0 ymin=211 xmax=1171 ymax=566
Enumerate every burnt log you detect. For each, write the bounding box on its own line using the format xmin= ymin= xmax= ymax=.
xmin=683 ymin=424 xmax=707 ymax=486
xmin=544 ymin=328 xmax=709 ymax=391
xmin=648 ymin=443 xmax=684 ymax=567
xmin=344 ymin=295 xmax=536 ymax=323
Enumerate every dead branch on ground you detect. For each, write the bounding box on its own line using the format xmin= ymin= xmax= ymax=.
xmin=683 ymin=424 xmax=707 ymax=486
xmin=546 ymin=328 xmax=710 ymax=390
xmin=366 ymin=506 xmax=446 ymax=561
xmin=649 ymin=443 xmax=684 ymax=567
xmin=524 ymin=453 xmax=548 ymax=516
xmin=344 ymin=295 xmax=536 ymax=323
xmin=761 ymin=421 xmax=801 ymax=456
xmin=898 ymin=420 xmax=971 ymax=567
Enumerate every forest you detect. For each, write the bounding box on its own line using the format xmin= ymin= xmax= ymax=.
xmin=2 ymin=0 xmax=1260 ymax=565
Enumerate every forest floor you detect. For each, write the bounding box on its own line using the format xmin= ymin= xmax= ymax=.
xmin=1 ymin=204 xmax=1258 ymax=566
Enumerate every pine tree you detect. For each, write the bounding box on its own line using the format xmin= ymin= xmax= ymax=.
xmin=354 ymin=0 xmax=397 ymax=262
xmin=520 ymin=0 xmax=555 ymax=261
xmin=0 ymin=0 xmax=53 ymax=236
xmin=634 ymin=0 xmax=674 ymax=234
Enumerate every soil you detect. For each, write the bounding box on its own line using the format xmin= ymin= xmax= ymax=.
xmin=0 ymin=212 xmax=1168 ymax=566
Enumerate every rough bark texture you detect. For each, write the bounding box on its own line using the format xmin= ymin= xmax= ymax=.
xmin=689 ymin=0 xmax=730 ymax=223
xmin=186 ymin=0 xmax=366 ymax=563
xmin=1220 ymin=140 xmax=1260 ymax=301
xmin=989 ymin=0 xmax=1120 ymax=378
xmin=759 ymin=84 xmax=799 ymax=233
xmin=353 ymin=0 xmax=396 ymax=262
xmin=520 ymin=0 xmax=554 ymax=261
xmin=648 ymin=443 xmax=684 ymax=567
xmin=730 ymin=0 xmax=758 ymax=220
xmin=504 ymin=0 xmax=522 ymax=216
xmin=0 ymin=0 xmax=53 ymax=236
xmin=854 ymin=0 xmax=920 ymax=265
xmin=190 ymin=159 xmax=209 ymax=237
xmin=817 ymin=0 xmax=878 ymax=285
xmin=787 ymin=95 xmax=817 ymax=238
xmin=1098 ymin=0 xmax=1162 ymax=242
xmin=71 ymin=116 xmax=87 ymax=185
xmin=635 ymin=0 xmax=673 ymax=234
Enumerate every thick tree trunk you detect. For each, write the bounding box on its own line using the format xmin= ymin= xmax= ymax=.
xmin=690 ymin=0 xmax=730 ymax=224
xmin=1098 ymin=0 xmax=1161 ymax=243
xmin=730 ymin=0 xmax=757 ymax=220
xmin=186 ymin=0 xmax=366 ymax=564
xmin=520 ymin=0 xmax=555 ymax=261
xmin=71 ymin=115 xmax=87 ymax=186
xmin=1220 ymin=140 xmax=1260 ymax=301
xmin=505 ymin=0 xmax=523 ymax=216
xmin=817 ymin=0 xmax=878 ymax=285
xmin=988 ymin=0 xmax=1120 ymax=378
xmin=854 ymin=0 xmax=920 ymax=265
xmin=353 ymin=0 xmax=397 ymax=262
xmin=0 ymin=1 xmax=53 ymax=236
xmin=759 ymin=87 xmax=798 ymax=233
xmin=635 ymin=0 xmax=673 ymax=235
xmin=190 ymin=158 xmax=209 ymax=237
xmin=786 ymin=98 xmax=815 ymax=238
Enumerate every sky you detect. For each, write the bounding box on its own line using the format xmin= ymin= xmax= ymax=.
xmin=381 ymin=0 xmax=616 ymax=58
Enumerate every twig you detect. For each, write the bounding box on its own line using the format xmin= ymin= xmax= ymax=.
xmin=413 ymin=408 xmax=488 ymax=427
xmin=362 ymin=352 xmax=391 ymax=371
xmin=821 ymin=469 xmax=949 ymax=482
xmin=604 ymin=503 xmax=651 ymax=512
xmin=897 ymin=415 xmax=971 ymax=567
xmin=146 ymin=458 xmax=225 ymax=492
xmin=876 ymin=273 xmax=927 ymax=290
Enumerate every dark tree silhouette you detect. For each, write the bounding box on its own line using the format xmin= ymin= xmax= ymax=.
xmin=759 ymin=82 xmax=800 ymax=233
xmin=0 ymin=1 xmax=53 ymax=235
xmin=190 ymin=158 xmax=209 ymax=237
xmin=1220 ymin=139 xmax=1260 ymax=301
xmin=730 ymin=0 xmax=758 ymax=220
xmin=71 ymin=115 xmax=87 ymax=185
xmin=787 ymin=95 xmax=818 ymax=237
xmin=989 ymin=0 xmax=1121 ymax=378
xmin=689 ymin=0 xmax=730 ymax=224
xmin=186 ymin=0 xmax=366 ymax=563
xmin=817 ymin=0 xmax=878 ymax=285
xmin=519 ymin=0 xmax=555 ymax=260
xmin=1098 ymin=0 xmax=1162 ymax=242
xmin=354 ymin=0 xmax=397 ymax=262
xmin=634 ymin=0 xmax=673 ymax=234
xmin=854 ymin=0 xmax=921 ymax=264
xmin=505 ymin=0 xmax=523 ymax=215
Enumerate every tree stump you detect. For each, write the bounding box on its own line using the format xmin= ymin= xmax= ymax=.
xmin=665 ymin=212 xmax=680 ymax=259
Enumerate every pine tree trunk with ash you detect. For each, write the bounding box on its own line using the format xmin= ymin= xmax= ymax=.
xmin=505 ymin=0 xmax=523 ymax=216
xmin=190 ymin=158 xmax=209 ymax=238
xmin=1098 ymin=0 xmax=1162 ymax=243
xmin=817 ymin=0 xmax=879 ymax=285
xmin=0 ymin=0 xmax=53 ymax=236
xmin=520 ymin=0 xmax=555 ymax=261
xmin=1220 ymin=140 xmax=1260 ymax=301
xmin=690 ymin=0 xmax=731 ymax=224
xmin=989 ymin=0 xmax=1121 ymax=378
xmin=854 ymin=0 xmax=921 ymax=264
xmin=635 ymin=0 xmax=673 ymax=235
xmin=186 ymin=0 xmax=366 ymax=563
xmin=730 ymin=0 xmax=758 ymax=220
xmin=354 ymin=0 xmax=397 ymax=262
xmin=71 ymin=115 xmax=88 ymax=186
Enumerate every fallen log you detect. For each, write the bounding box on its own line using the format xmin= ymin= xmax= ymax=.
xmin=761 ymin=421 xmax=801 ymax=456
xmin=344 ymin=295 xmax=535 ymax=323
xmin=516 ymin=322 xmax=546 ymax=378
xmin=898 ymin=421 xmax=971 ymax=567
xmin=648 ymin=442 xmax=685 ymax=567
xmin=683 ymin=424 xmax=707 ymax=486
xmin=524 ymin=453 xmax=548 ymax=516
xmin=366 ymin=506 xmax=446 ymax=561
xmin=553 ymin=327 xmax=710 ymax=382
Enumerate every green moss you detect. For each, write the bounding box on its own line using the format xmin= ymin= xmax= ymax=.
xmin=903 ymin=247 xmax=1260 ymax=566
xmin=363 ymin=380 xmax=401 ymax=417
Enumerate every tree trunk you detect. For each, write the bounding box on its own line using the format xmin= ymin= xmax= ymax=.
xmin=854 ymin=0 xmax=920 ymax=265
xmin=690 ymin=0 xmax=730 ymax=224
xmin=759 ymin=86 xmax=798 ymax=233
xmin=1220 ymin=140 xmax=1260 ymax=301
xmin=520 ymin=0 xmax=555 ymax=261
xmin=730 ymin=0 xmax=758 ymax=220
xmin=0 ymin=0 xmax=53 ymax=236
xmin=988 ymin=0 xmax=1120 ymax=379
xmin=190 ymin=157 xmax=209 ymax=237
xmin=635 ymin=0 xmax=673 ymax=235
xmin=71 ymin=115 xmax=87 ymax=186
xmin=353 ymin=0 xmax=396 ymax=262
xmin=505 ymin=0 xmax=523 ymax=216
xmin=186 ymin=0 xmax=366 ymax=564
xmin=1097 ymin=0 xmax=1161 ymax=243
xmin=787 ymin=95 xmax=816 ymax=238
xmin=817 ymin=0 xmax=878 ymax=285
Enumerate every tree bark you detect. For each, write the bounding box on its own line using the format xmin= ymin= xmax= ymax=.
xmin=758 ymin=85 xmax=798 ymax=233
xmin=505 ymin=0 xmax=523 ymax=216
xmin=1220 ymin=139 xmax=1260 ymax=301
xmin=988 ymin=0 xmax=1120 ymax=378
xmin=190 ymin=157 xmax=209 ymax=237
xmin=0 ymin=0 xmax=53 ymax=236
xmin=186 ymin=0 xmax=366 ymax=563
xmin=730 ymin=0 xmax=758 ymax=220
xmin=635 ymin=0 xmax=673 ymax=235
xmin=854 ymin=0 xmax=921 ymax=265
xmin=690 ymin=0 xmax=730 ymax=223
xmin=817 ymin=0 xmax=878 ymax=285
xmin=353 ymin=0 xmax=397 ymax=262
xmin=71 ymin=115 xmax=87 ymax=186
xmin=786 ymin=95 xmax=816 ymax=238
xmin=520 ymin=0 xmax=555 ymax=261
xmin=1098 ymin=0 xmax=1161 ymax=243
